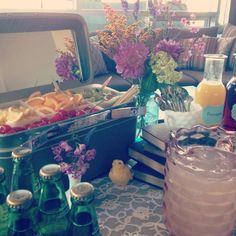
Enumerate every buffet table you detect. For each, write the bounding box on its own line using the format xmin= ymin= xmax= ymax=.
xmin=92 ymin=176 xmax=169 ymax=236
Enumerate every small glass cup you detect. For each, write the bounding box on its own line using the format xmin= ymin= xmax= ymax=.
xmin=163 ymin=125 xmax=236 ymax=236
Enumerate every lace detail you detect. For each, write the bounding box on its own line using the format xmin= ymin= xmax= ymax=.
xmin=92 ymin=176 xmax=168 ymax=236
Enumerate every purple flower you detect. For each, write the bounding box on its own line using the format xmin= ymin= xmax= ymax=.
xmin=52 ymin=140 xmax=96 ymax=179
xmin=55 ymin=53 xmax=80 ymax=81
xmin=74 ymin=144 xmax=86 ymax=156
xmin=154 ymin=39 xmax=183 ymax=61
xmin=52 ymin=146 xmax=62 ymax=155
xmin=59 ymin=141 xmax=73 ymax=152
xmin=54 ymin=155 xmax=63 ymax=162
xmin=133 ymin=0 xmax=140 ymax=21
xmin=148 ymin=0 xmax=157 ymax=19
xmin=114 ymin=41 xmax=149 ymax=79
xmin=86 ymin=149 xmax=96 ymax=161
xmin=79 ymin=162 xmax=90 ymax=175
xmin=121 ymin=0 xmax=128 ymax=13
xmin=78 ymin=154 xmax=86 ymax=161
xmin=59 ymin=162 xmax=71 ymax=173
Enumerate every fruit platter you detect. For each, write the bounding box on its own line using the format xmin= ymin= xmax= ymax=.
xmin=0 ymin=83 xmax=132 ymax=149
xmin=0 ymin=89 xmax=101 ymax=135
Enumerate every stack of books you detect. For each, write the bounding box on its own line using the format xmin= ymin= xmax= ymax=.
xmin=127 ymin=122 xmax=171 ymax=189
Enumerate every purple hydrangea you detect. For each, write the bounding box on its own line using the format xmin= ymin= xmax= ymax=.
xmin=55 ymin=52 xmax=80 ymax=81
xmin=153 ymin=39 xmax=183 ymax=61
xmin=114 ymin=41 xmax=149 ymax=79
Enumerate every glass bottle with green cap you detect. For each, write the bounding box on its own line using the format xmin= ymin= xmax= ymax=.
xmin=38 ymin=164 xmax=69 ymax=236
xmin=11 ymin=147 xmax=40 ymax=201
xmin=67 ymin=182 xmax=100 ymax=236
xmin=0 ymin=166 xmax=9 ymax=236
xmin=7 ymin=189 xmax=38 ymax=236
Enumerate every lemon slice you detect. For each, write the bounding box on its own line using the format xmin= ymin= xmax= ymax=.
xmin=36 ymin=106 xmax=55 ymax=114
xmin=0 ymin=109 xmax=7 ymax=124
xmin=55 ymin=93 xmax=70 ymax=103
xmin=23 ymin=108 xmax=33 ymax=116
xmin=26 ymin=97 xmax=45 ymax=107
xmin=7 ymin=107 xmax=24 ymax=124
xmin=44 ymin=97 xmax=58 ymax=111
xmin=43 ymin=91 xmax=57 ymax=98
xmin=28 ymin=91 xmax=41 ymax=99
xmin=74 ymin=94 xmax=83 ymax=105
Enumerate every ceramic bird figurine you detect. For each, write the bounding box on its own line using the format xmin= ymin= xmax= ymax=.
xmin=109 ymin=159 xmax=133 ymax=186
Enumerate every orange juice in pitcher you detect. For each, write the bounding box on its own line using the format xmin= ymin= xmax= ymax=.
xmin=195 ymin=54 xmax=227 ymax=126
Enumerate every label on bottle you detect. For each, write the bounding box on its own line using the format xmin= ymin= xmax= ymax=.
xmin=202 ymin=105 xmax=224 ymax=125
xmin=231 ymin=104 xmax=236 ymax=121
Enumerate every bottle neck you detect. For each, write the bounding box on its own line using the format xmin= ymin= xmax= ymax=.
xmin=8 ymin=208 xmax=35 ymax=234
xmin=39 ymin=178 xmax=69 ymax=214
xmin=0 ymin=180 xmax=9 ymax=204
xmin=204 ymin=58 xmax=225 ymax=83
xmin=11 ymin=159 xmax=40 ymax=199
xmin=233 ymin=61 xmax=236 ymax=77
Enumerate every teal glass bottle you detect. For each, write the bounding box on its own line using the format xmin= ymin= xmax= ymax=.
xmin=7 ymin=189 xmax=38 ymax=236
xmin=11 ymin=147 xmax=40 ymax=201
xmin=11 ymin=147 xmax=40 ymax=229
xmin=67 ymin=182 xmax=100 ymax=236
xmin=38 ymin=164 xmax=69 ymax=236
xmin=0 ymin=166 xmax=9 ymax=236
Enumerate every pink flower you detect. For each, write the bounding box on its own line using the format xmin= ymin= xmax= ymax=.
xmin=190 ymin=13 xmax=196 ymax=20
xmin=86 ymin=149 xmax=96 ymax=161
xmin=79 ymin=162 xmax=90 ymax=175
xmin=114 ymin=41 xmax=149 ymax=79
xmin=52 ymin=140 xmax=96 ymax=179
xmin=59 ymin=141 xmax=72 ymax=152
xmin=74 ymin=144 xmax=86 ymax=156
xmin=181 ymin=17 xmax=189 ymax=26
xmin=189 ymin=26 xmax=199 ymax=33
xmin=60 ymin=162 xmax=71 ymax=173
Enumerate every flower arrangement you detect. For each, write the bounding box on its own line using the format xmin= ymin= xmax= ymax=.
xmin=51 ymin=140 xmax=96 ymax=180
xmin=55 ymin=37 xmax=81 ymax=81
xmin=97 ymin=1 xmax=205 ymax=107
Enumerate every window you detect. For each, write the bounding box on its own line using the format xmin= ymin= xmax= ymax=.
xmin=0 ymin=0 xmax=231 ymax=30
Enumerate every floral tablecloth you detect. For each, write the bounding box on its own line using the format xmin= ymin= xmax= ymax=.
xmin=92 ymin=176 xmax=168 ymax=236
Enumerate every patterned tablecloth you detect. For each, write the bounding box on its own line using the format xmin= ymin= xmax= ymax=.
xmin=92 ymin=176 xmax=168 ymax=236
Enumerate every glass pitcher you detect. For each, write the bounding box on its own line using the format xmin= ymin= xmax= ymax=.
xmin=163 ymin=125 xmax=236 ymax=236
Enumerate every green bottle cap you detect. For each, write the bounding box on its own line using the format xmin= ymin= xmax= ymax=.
xmin=70 ymin=182 xmax=94 ymax=202
xmin=12 ymin=147 xmax=32 ymax=160
xmin=7 ymin=189 xmax=32 ymax=209
xmin=0 ymin=167 xmax=5 ymax=182
xmin=39 ymin=164 xmax=61 ymax=180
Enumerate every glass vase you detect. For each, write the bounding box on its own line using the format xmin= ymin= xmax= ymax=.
xmin=136 ymin=94 xmax=159 ymax=137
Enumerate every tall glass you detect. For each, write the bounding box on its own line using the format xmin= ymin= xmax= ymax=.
xmin=163 ymin=126 xmax=236 ymax=236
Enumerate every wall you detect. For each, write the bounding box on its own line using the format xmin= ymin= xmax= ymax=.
xmin=0 ymin=30 xmax=75 ymax=93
